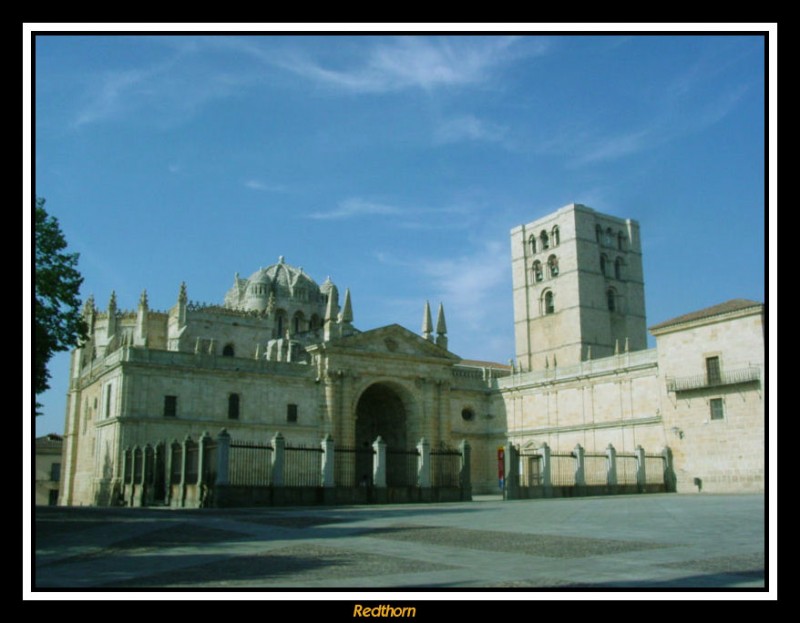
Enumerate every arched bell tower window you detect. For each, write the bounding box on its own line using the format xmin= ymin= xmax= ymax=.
xmin=528 ymin=234 xmax=537 ymax=255
xmin=617 ymin=232 xmax=625 ymax=251
xmin=222 ymin=343 xmax=235 ymax=357
xmin=293 ymin=311 xmax=305 ymax=335
xmin=600 ymin=254 xmax=608 ymax=277
xmin=532 ymin=260 xmax=543 ymax=283
xmin=551 ymin=225 xmax=560 ymax=247
xmin=605 ymin=227 xmax=614 ymax=247
xmin=607 ymin=288 xmax=617 ymax=312
xmin=275 ymin=309 xmax=287 ymax=337
xmin=540 ymin=230 xmax=550 ymax=250
xmin=228 ymin=393 xmax=240 ymax=420
xmin=614 ymin=257 xmax=624 ymax=280
xmin=596 ymin=225 xmax=603 ymax=243
xmin=548 ymin=255 xmax=559 ymax=278
xmin=543 ymin=290 xmax=555 ymax=315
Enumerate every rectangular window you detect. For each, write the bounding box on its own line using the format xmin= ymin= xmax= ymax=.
xmin=287 ymin=403 xmax=298 ymax=423
xmin=228 ymin=393 xmax=240 ymax=420
xmin=706 ymin=356 xmax=721 ymax=385
xmin=105 ymin=384 xmax=112 ymax=418
xmin=50 ymin=462 xmax=61 ymax=482
xmin=710 ymin=398 xmax=725 ymax=420
xmin=164 ymin=395 xmax=177 ymax=418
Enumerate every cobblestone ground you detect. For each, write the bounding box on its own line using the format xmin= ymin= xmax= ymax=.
xmin=31 ymin=493 xmax=767 ymax=591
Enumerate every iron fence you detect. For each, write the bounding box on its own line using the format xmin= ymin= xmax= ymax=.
xmin=431 ymin=447 xmax=462 ymax=487
xmin=520 ymin=453 xmax=542 ymax=486
xmin=203 ymin=439 xmax=217 ymax=483
xmin=550 ymin=453 xmax=575 ymax=486
xmin=133 ymin=447 xmax=143 ymax=483
xmin=284 ymin=445 xmax=323 ymax=487
xmin=334 ymin=445 xmax=374 ymax=487
xmin=170 ymin=442 xmax=183 ymax=484
xmin=644 ymin=455 xmax=665 ymax=485
xmin=185 ymin=440 xmax=199 ymax=485
xmin=584 ymin=453 xmax=608 ymax=485
xmin=387 ymin=448 xmax=419 ymax=487
xmin=229 ymin=439 xmax=273 ymax=486
xmin=616 ymin=454 xmax=638 ymax=485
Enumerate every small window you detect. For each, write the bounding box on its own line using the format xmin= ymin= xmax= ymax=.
xmin=228 ymin=393 xmax=240 ymax=420
xmin=614 ymin=257 xmax=623 ymax=280
xmin=596 ymin=225 xmax=603 ymax=243
xmin=544 ymin=290 xmax=555 ymax=315
xmin=551 ymin=226 xmax=560 ymax=246
xmin=50 ymin=462 xmax=61 ymax=482
xmin=540 ymin=230 xmax=550 ymax=250
xmin=164 ymin=395 xmax=177 ymax=418
xmin=605 ymin=228 xmax=613 ymax=246
xmin=600 ymin=254 xmax=608 ymax=277
xmin=710 ymin=398 xmax=724 ymax=420
xmin=706 ymin=357 xmax=721 ymax=385
xmin=222 ymin=343 xmax=235 ymax=357
xmin=528 ymin=234 xmax=537 ymax=255
xmin=287 ymin=403 xmax=298 ymax=423
xmin=275 ymin=310 xmax=287 ymax=337
xmin=293 ymin=312 xmax=304 ymax=334
xmin=532 ymin=260 xmax=543 ymax=283
xmin=618 ymin=232 xmax=625 ymax=250
xmin=607 ymin=289 xmax=616 ymax=312
xmin=461 ymin=408 xmax=475 ymax=421
xmin=104 ymin=385 xmax=112 ymax=418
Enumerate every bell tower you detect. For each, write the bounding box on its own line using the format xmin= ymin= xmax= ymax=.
xmin=510 ymin=203 xmax=647 ymax=370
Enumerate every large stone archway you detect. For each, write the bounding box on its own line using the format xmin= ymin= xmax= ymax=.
xmin=354 ymin=382 xmax=412 ymax=484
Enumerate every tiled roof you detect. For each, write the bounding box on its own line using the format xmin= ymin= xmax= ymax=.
xmin=649 ymin=299 xmax=763 ymax=331
xmin=458 ymin=359 xmax=512 ymax=370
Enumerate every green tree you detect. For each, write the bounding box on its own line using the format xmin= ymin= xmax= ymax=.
xmin=35 ymin=198 xmax=87 ymax=413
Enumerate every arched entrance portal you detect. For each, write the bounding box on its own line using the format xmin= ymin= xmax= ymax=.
xmin=355 ymin=383 xmax=410 ymax=485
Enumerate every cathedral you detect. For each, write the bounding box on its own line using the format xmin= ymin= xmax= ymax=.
xmin=59 ymin=203 xmax=765 ymax=506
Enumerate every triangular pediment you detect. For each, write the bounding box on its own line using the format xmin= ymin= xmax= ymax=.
xmin=324 ymin=324 xmax=460 ymax=361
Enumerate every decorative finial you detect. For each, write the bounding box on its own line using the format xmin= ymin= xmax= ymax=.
xmin=435 ymin=303 xmax=447 ymax=335
xmin=339 ymin=288 xmax=353 ymax=324
xmin=278 ymin=255 xmax=285 ymax=264
xmin=178 ymin=281 xmax=187 ymax=303
xmin=139 ymin=290 xmax=148 ymax=308
xmin=624 ymin=337 xmax=630 ymax=353
xmin=553 ymin=354 xmax=557 ymax=367
xmin=422 ymin=301 xmax=433 ymax=341
xmin=614 ymin=339 xmax=620 ymax=355
xmin=108 ymin=290 xmax=117 ymax=310
xmin=587 ymin=345 xmax=592 ymax=361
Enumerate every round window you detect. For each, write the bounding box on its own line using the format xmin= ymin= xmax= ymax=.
xmin=461 ymin=408 xmax=475 ymax=421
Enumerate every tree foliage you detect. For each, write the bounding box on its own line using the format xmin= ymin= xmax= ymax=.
xmin=35 ymin=198 xmax=87 ymax=407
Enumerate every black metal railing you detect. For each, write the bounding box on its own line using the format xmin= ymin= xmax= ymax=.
xmin=644 ymin=455 xmax=665 ymax=485
xmin=666 ymin=366 xmax=760 ymax=392
xmin=520 ymin=453 xmax=542 ymax=486
xmin=584 ymin=454 xmax=608 ymax=486
xmin=229 ymin=439 xmax=273 ymax=486
xmin=431 ymin=447 xmax=461 ymax=487
xmin=387 ymin=448 xmax=419 ymax=487
xmin=616 ymin=454 xmax=638 ymax=485
xmin=184 ymin=440 xmax=199 ymax=485
xmin=284 ymin=445 xmax=323 ymax=487
xmin=550 ymin=453 xmax=575 ymax=486
xmin=334 ymin=445 xmax=374 ymax=487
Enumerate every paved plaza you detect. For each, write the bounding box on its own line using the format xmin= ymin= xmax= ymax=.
xmin=32 ymin=493 xmax=767 ymax=591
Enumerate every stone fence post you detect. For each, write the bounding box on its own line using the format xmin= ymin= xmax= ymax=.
xmin=606 ymin=443 xmax=618 ymax=487
xmin=459 ymin=440 xmax=472 ymax=501
xmin=321 ymin=434 xmax=335 ymax=488
xmin=271 ymin=432 xmax=285 ymax=487
xmin=372 ymin=436 xmax=387 ymax=488
xmin=215 ymin=429 xmax=230 ymax=486
xmin=504 ymin=441 xmax=519 ymax=500
xmin=540 ymin=442 xmax=552 ymax=490
xmin=635 ymin=445 xmax=646 ymax=490
xmin=417 ymin=438 xmax=431 ymax=488
xmin=573 ymin=443 xmax=586 ymax=487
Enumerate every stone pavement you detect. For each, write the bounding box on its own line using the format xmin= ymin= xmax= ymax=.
xmin=32 ymin=493 xmax=767 ymax=591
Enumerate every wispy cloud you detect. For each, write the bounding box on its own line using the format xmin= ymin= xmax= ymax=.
xmin=434 ymin=114 xmax=507 ymax=145
xmin=572 ymin=129 xmax=651 ymax=165
xmin=307 ymin=198 xmax=405 ymax=220
xmin=73 ymin=68 xmax=151 ymax=128
xmin=276 ymin=36 xmax=539 ymax=94
xmin=244 ymin=179 xmax=288 ymax=193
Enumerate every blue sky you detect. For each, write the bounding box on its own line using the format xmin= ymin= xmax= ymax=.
xmin=30 ymin=30 xmax=770 ymax=437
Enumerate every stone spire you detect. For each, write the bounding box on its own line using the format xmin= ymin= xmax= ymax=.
xmin=614 ymin=339 xmax=620 ymax=355
xmin=135 ymin=289 xmax=149 ymax=346
xmin=178 ymin=282 xmax=187 ymax=304
xmin=422 ymin=301 xmax=434 ymax=342
xmin=83 ymin=294 xmax=96 ymax=332
xmin=435 ymin=302 xmax=448 ymax=350
xmin=108 ymin=290 xmax=117 ymax=312
xmin=176 ymin=282 xmax=187 ymax=327
xmin=339 ymin=288 xmax=353 ymax=325
xmin=323 ymin=284 xmax=340 ymax=341
xmin=139 ymin=290 xmax=148 ymax=309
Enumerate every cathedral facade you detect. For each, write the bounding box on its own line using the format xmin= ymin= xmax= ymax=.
xmin=59 ymin=204 xmax=765 ymax=505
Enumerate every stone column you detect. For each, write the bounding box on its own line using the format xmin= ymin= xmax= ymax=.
xmin=606 ymin=443 xmax=618 ymax=487
xmin=459 ymin=440 xmax=472 ymax=501
xmin=120 ymin=447 xmax=130 ymax=504
xmin=417 ymin=437 xmax=431 ymax=490
xmin=635 ymin=445 xmax=646 ymax=491
xmin=180 ymin=435 xmax=192 ymax=508
xmin=216 ymin=429 xmax=230 ymax=486
xmin=573 ymin=443 xmax=586 ymax=488
xmin=271 ymin=432 xmax=285 ymax=487
xmin=372 ymin=436 xmax=387 ymax=488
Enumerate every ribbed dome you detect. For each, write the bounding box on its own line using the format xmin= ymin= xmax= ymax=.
xmin=224 ymin=256 xmax=326 ymax=314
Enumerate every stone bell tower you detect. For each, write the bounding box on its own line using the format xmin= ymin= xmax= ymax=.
xmin=510 ymin=203 xmax=647 ymax=371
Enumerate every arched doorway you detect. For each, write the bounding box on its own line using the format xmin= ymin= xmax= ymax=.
xmin=354 ymin=382 xmax=410 ymax=485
